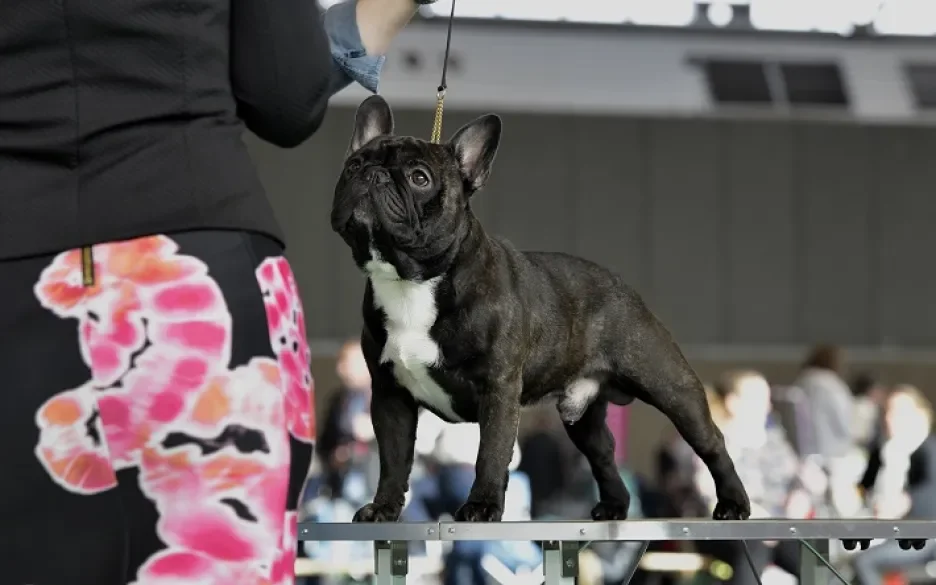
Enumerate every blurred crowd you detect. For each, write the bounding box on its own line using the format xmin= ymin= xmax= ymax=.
xmin=298 ymin=342 xmax=936 ymax=585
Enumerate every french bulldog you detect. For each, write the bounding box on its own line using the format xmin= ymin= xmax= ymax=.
xmin=330 ymin=95 xmax=750 ymax=523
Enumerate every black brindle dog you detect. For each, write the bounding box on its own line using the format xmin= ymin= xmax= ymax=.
xmin=331 ymin=95 xmax=750 ymax=523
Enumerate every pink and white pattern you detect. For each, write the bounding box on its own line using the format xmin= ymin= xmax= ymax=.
xmin=32 ymin=235 xmax=314 ymax=585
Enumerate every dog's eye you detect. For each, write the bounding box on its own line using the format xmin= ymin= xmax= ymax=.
xmin=347 ymin=159 xmax=362 ymax=173
xmin=410 ymin=170 xmax=430 ymax=187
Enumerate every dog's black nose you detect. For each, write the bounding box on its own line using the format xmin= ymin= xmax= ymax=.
xmin=364 ymin=166 xmax=391 ymax=184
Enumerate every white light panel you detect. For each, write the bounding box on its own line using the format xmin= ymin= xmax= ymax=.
xmin=405 ymin=0 xmax=936 ymax=36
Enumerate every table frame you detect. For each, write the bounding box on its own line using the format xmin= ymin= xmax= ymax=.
xmin=298 ymin=520 xmax=936 ymax=585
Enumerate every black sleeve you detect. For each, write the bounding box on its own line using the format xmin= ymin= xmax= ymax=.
xmin=316 ymin=389 xmax=348 ymax=463
xmin=230 ymin=0 xmax=333 ymax=148
xmin=859 ymin=443 xmax=882 ymax=491
xmin=906 ymin=442 xmax=932 ymax=488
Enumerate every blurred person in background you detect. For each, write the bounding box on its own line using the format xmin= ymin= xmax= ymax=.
xmin=694 ymin=370 xmax=826 ymax=585
xmin=853 ymin=385 xmax=936 ymax=585
xmin=851 ymin=372 xmax=888 ymax=450
xmin=519 ymin=408 xmax=646 ymax=585
xmin=519 ymin=408 xmax=596 ymax=520
xmin=316 ymin=340 xmax=377 ymax=504
xmin=517 ymin=409 xmax=565 ymax=518
xmin=793 ymin=344 xmax=861 ymax=516
xmin=300 ymin=341 xmax=374 ymax=581
xmin=0 ymin=0 xmax=431 ymax=580
xmin=795 ymin=344 xmax=855 ymax=459
xmin=405 ymin=410 xmax=542 ymax=585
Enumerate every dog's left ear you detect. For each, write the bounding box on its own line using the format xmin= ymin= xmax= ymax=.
xmin=349 ymin=95 xmax=395 ymax=155
xmin=448 ymin=114 xmax=502 ymax=193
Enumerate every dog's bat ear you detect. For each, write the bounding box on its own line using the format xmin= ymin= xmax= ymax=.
xmin=349 ymin=95 xmax=395 ymax=155
xmin=448 ymin=114 xmax=501 ymax=194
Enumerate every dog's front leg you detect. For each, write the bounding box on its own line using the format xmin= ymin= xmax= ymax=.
xmin=455 ymin=388 xmax=521 ymax=522
xmin=352 ymin=373 xmax=418 ymax=523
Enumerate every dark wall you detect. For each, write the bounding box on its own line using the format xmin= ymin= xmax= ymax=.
xmin=246 ymin=106 xmax=936 ymax=347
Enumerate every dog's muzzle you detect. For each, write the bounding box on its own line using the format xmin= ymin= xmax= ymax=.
xmin=364 ymin=166 xmax=391 ymax=185
xmin=331 ymin=167 xmax=389 ymax=235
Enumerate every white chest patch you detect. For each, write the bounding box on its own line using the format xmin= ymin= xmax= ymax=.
xmin=366 ymin=250 xmax=461 ymax=422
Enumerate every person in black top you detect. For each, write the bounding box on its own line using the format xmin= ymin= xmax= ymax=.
xmin=853 ymin=385 xmax=936 ymax=585
xmin=851 ymin=372 xmax=888 ymax=450
xmin=0 ymin=0 xmax=429 ymax=582
xmin=316 ymin=340 xmax=376 ymax=500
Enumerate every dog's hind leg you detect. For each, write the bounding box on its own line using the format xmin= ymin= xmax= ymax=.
xmin=560 ymin=397 xmax=632 ymax=520
xmin=611 ymin=321 xmax=751 ymax=521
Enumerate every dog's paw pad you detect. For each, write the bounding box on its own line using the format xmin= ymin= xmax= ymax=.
xmin=454 ymin=501 xmax=503 ymax=522
xmin=712 ymin=499 xmax=751 ymax=521
xmin=591 ymin=501 xmax=629 ymax=521
xmin=352 ymin=503 xmax=401 ymax=523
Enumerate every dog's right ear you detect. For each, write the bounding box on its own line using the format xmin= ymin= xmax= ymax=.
xmin=349 ymin=95 xmax=394 ymax=155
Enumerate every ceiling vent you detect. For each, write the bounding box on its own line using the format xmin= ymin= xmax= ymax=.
xmin=702 ymin=60 xmax=773 ymax=104
xmin=779 ymin=63 xmax=848 ymax=106
xmin=905 ymin=63 xmax=936 ymax=109
xmin=700 ymin=58 xmax=850 ymax=110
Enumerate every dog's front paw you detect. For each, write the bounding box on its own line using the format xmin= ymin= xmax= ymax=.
xmin=454 ymin=500 xmax=503 ymax=522
xmin=712 ymin=485 xmax=751 ymax=520
xmin=591 ymin=500 xmax=629 ymax=521
xmin=352 ymin=502 xmax=401 ymax=523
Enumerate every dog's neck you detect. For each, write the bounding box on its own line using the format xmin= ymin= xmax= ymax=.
xmin=367 ymin=209 xmax=489 ymax=285
xmin=449 ymin=210 xmax=489 ymax=272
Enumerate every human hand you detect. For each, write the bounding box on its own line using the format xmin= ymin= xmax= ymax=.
xmin=785 ymin=489 xmax=813 ymax=519
xmin=875 ymin=492 xmax=911 ymax=519
xmin=798 ymin=459 xmax=828 ymax=495
xmin=355 ymin=0 xmax=429 ymax=57
xmin=749 ymin=503 xmax=773 ymax=519
xmin=331 ymin=445 xmax=351 ymax=466
xmin=350 ymin=413 xmax=375 ymax=442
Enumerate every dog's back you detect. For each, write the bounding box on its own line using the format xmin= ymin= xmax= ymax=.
xmin=490 ymin=234 xmax=640 ymax=306
xmin=469 ymin=236 xmax=657 ymax=406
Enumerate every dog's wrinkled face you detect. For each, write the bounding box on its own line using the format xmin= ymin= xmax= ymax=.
xmin=331 ymin=95 xmax=501 ymax=282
